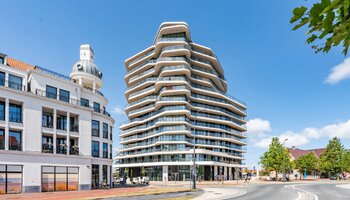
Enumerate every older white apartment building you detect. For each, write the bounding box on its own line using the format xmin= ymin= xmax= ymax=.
xmin=117 ymin=22 xmax=247 ymax=181
xmin=0 ymin=45 xmax=114 ymax=194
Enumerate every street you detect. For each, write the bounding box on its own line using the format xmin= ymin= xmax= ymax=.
xmin=227 ymin=182 xmax=350 ymax=200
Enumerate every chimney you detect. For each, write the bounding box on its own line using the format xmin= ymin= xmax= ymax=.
xmin=79 ymin=44 xmax=94 ymax=62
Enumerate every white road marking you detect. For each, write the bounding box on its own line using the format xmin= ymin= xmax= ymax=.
xmin=296 ymin=191 xmax=301 ymax=200
xmin=290 ymin=184 xmax=319 ymax=200
xmin=335 ymin=194 xmax=350 ymax=198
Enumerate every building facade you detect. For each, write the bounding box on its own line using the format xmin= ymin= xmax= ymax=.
xmin=0 ymin=45 xmax=114 ymax=194
xmin=117 ymin=22 xmax=247 ymax=181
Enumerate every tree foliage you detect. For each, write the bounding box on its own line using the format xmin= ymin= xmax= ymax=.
xmin=290 ymin=0 xmax=350 ymax=55
xmin=259 ymin=137 xmax=293 ymax=180
xmin=319 ymin=137 xmax=345 ymax=175
xmin=294 ymin=152 xmax=319 ymax=176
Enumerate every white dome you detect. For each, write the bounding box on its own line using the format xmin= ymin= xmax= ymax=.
xmin=72 ymin=60 xmax=102 ymax=79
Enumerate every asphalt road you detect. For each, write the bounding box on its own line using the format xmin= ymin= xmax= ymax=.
xmin=294 ymin=183 xmax=350 ymax=200
xmin=229 ymin=184 xmax=299 ymax=200
xmin=229 ymin=182 xmax=350 ymax=200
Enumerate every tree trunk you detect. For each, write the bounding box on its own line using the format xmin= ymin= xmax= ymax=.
xmin=275 ymin=170 xmax=278 ymax=181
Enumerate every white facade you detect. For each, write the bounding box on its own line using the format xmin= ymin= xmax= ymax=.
xmin=0 ymin=45 xmax=114 ymax=194
xmin=116 ymin=22 xmax=247 ymax=181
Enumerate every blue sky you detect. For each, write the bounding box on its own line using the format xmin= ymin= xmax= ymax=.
xmin=1 ymin=0 xmax=350 ymax=168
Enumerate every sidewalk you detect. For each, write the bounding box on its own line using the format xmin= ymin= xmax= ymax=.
xmin=0 ymin=186 xmax=192 ymax=200
xmin=193 ymin=187 xmax=245 ymax=200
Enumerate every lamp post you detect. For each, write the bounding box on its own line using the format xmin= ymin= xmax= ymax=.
xmin=192 ymin=108 xmax=206 ymax=189
xmin=282 ymin=138 xmax=288 ymax=182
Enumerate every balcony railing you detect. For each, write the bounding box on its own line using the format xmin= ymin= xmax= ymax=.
xmin=56 ymin=145 xmax=67 ymax=154
xmin=157 ymin=37 xmax=187 ymax=42
xmin=70 ymin=124 xmax=79 ymax=132
xmin=35 ymin=89 xmax=112 ymax=118
xmin=70 ymin=147 xmax=79 ymax=155
xmin=42 ymin=144 xmax=54 ymax=154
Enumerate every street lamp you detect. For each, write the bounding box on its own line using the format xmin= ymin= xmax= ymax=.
xmin=192 ymin=108 xmax=206 ymax=189
xmin=282 ymin=138 xmax=288 ymax=182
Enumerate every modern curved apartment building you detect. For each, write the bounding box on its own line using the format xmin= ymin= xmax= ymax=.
xmin=0 ymin=45 xmax=114 ymax=194
xmin=117 ymin=22 xmax=247 ymax=181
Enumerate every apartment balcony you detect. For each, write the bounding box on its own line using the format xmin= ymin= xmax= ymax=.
xmin=42 ymin=143 xmax=54 ymax=154
xmin=157 ymin=37 xmax=187 ymax=43
xmin=70 ymin=124 xmax=79 ymax=133
xmin=56 ymin=145 xmax=67 ymax=155
xmin=69 ymin=146 xmax=79 ymax=155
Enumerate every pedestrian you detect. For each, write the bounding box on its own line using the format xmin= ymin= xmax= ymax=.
xmin=294 ymin=173 xmax=297 ymax=180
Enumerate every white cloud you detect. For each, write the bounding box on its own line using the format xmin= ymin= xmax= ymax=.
xmin=247 ymin=118 xmax=271 ymax=137
xmin=255 ymin=137 xmax=274 ymax=148
xmin=253 ymin=133 xmax=309 ymax=149
xmin=252 ymin=119 xmax=350 ymax=149
xmin=111 ymin=106 xmax=125 ymax=115
xmin=321 ymin=119 xmax=350 ymax=139
xmin=325 ymin=57 xmax=350 ymax=84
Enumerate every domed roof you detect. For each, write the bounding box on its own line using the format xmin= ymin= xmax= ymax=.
xmin=72 ymin=60 xmax=102 ymax=79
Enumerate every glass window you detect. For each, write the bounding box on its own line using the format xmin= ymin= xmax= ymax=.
xmin=103 ymin=123 xmax=108 ymax=139
xmin=0 ymin=57 xmax=4 ymax=64
xmin=0 ymin=165 xmax=22 ymax=194
xmin=0 ymin=72 xmax=4 ymax=86
xmin=0 ymin=129 xmax=4 ymax=150
xmin=93 ymin=102 xmax=100 ymax=113
xmin=59 ymin=89 xmax=70 ymax=102
xmin=9 ymin=131 xmax=21 ymax=151
xmin=8 ymin=74 xmax=22 ymax=90
xmin=91 ymin=165 xmax=99 ymax=189
xmin=110 ymin=126 xmax=113 ymax=141
xmin=92 ymin=120 xmax=100 ymax=137
xmin=92 ymin=141 xmax=99 ymax=157
xmin=0 ymin=101 xmax=4 ymax=121
xmin=42 ymin=166 xmax=78 ymax=192
xmin=68 ymin=173 xmax=78 ymax=191
xmin=0 ymin=172 xmax=5 ymax=194
xmin=42 ymin=136 xmax=53 ymax=153
xmin=57 ymin=114 xmax=67 ymax=130
xmin=46 ymin=85 xmax=57 ymax=99
xmin=56 ymin=138 xmax=67 ymax=154
xmin=103 ymin=165 xmax=108 ymax=183
xmin=42 ymin=173 xmax=55 ymax=192
xmin=103 ymin=143 xmax=108 ymax=158
xmin=9 ymin=103 xmax=22 ymax=123
xmin=42 ymin=111 xmax=54 ymax=128
xmin=80 ymin=98 xmax=89 ymax=107
xmin=110 ymin=144 xmax=112 ymax=159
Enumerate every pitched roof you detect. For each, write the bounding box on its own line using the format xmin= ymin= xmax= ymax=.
xmin=288 ymin=148 xmax=325 ymax=160
xmin=6 ymin=57 xmax=35 ymax=71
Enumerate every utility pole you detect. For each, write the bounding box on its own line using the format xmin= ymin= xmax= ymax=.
xmin=192 ymin=108 xmax=205 ymax=189
xmin=282 ymin=138 xmax=288 ymax=182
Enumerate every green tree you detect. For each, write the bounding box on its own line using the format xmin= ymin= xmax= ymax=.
xmin=290 ymin=0 xmax=350 ymax=55
xmin=294 ymin=153 xmax=319 ymax=179
xmin=340 ymin=149 xmax=350 ymax=172
xmin=259 ymin=137 xmax=293 ymax=180
xmin=319 ymin=137 xmax=345 ymax=177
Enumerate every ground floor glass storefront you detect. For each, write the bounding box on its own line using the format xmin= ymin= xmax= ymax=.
xmin=122 ymin=165 xmax=243 ymax=181
xmin=41 ymin=166 xmax=79 ymax=192
xmin=0 ymin=165 xmax=22 ymax=194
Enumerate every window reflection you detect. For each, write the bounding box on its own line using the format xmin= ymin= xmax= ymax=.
xmin=0 ymin=165 xmax=22 ymax=194
xmin=41 ymin=166 xmax=78 ymax=192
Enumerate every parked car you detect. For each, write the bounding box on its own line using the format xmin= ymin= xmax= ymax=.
xmin=132 ymin=176 xmax=150 ymax=184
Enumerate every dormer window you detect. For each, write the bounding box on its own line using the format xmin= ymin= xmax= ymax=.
xmin=0 ymin=57 xmax=4 ymax=65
